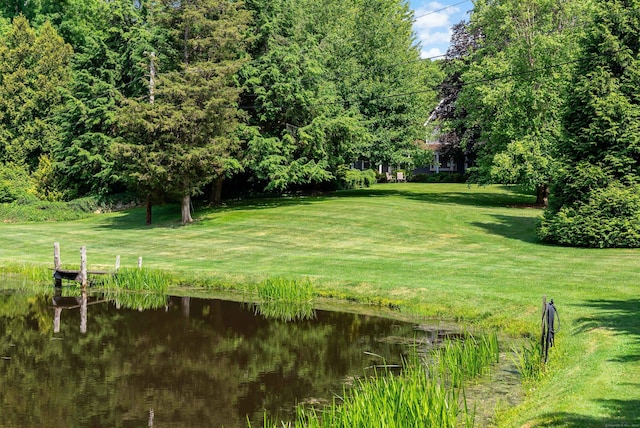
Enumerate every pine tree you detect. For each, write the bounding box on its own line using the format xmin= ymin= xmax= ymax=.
xmin=117 ymin=0 xmax=251 ymax=224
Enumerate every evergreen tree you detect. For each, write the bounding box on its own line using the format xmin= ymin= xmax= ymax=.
xmin=0 ymin=16 xmax=72 ymax=177
xmin=539 ymin=0 xmax=640 ymax=247
xmin=117 ymin=0 xmax=251 ymax=224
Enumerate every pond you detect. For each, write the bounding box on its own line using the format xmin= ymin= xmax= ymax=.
xmin=0 ymin=283 xmax=461 ymax=428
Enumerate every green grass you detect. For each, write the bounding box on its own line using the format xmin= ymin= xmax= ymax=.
xmin=1 ymin=183 xmax=639 ymax=427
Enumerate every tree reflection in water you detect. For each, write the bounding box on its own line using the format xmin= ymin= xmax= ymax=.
xmin=0 ymin=287 xmax=441 ymax=428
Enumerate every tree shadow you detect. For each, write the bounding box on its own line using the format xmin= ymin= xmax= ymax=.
xmin=97 ymin=196 xmax=324 ymax=230
xmin=96 ymin=185 xmax=536 ymax=230
xmin=334 ymin=184 xmax=537 ymax=208
xmin=574 ymin=299 xmax=640 ymax=362
xmin=532 ymin=399 xmax=640 ymax=427
xmin=471 ymin=214 xmax=541 ymax=243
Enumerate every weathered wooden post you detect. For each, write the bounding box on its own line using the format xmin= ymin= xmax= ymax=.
xmin=138 ymin=257 xmax=143 ymax=269
xmin=115 ymin=255 xmax=121 ymax=273
xmin=53 ymin=242 xmax=62 ymax=287
xmin=80 ymin=246 xmax=88 ymax=288
xmin=54 ymin=242 xmax=61 ymax=270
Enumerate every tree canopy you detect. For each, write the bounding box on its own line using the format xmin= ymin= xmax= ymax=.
xmin=2 ymin=0 xmax=640 ymax=247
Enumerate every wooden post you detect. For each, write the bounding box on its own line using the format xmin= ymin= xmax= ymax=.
xmin=80 ymin=246 xmax=88 ymax=288
xmin=138 ymin=257 xmax=143 ymax=269
xmin=115 ymin=255 xmax=121 ymax=273
xmin=541 ymin=295 xmax=547 ymax=359
xmin=53 ymin=242 xmax=61 ymax=270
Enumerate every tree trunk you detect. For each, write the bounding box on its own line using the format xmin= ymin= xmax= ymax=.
xmin=210 ymin=176 xmax=224 ymax=206
xmin=146 ymin=198 xmax=152 ymax=225
xmin=536 ymin=184 xmax=549 ymax=207
xmin=181 ymin=194 xmax=193 ymax=224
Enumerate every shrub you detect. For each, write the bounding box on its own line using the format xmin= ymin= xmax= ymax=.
xmin=0 ymin=164 xmax=36 ymax=203
xmin=410 ymin=172 xmax=466 ymax=183
xmin=538 ymin=182 xmax=640 ymax=248
xmin=338 ymin=167 xmax=377 ymax=189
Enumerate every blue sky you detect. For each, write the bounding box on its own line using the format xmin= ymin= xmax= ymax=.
xmin=409 ymin=0 xmax=473 ymax=59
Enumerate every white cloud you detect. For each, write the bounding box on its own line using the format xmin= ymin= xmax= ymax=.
xmin=411 ymin=1 xmax=466 ymax=59
xmin=421 ymin=47 xmax=445 ymax=59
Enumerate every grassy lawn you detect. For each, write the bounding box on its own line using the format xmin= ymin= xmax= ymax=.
xmin=1 ymin=183 xmax=639 ymax=427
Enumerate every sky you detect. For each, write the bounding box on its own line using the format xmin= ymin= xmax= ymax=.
xmin=409 ymin=0 xmax=473 ymax=59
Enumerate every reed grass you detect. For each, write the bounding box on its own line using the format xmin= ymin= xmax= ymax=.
xmin=0 ymin=263 xmax=51 ymax=283
xmin=99 ymin=267 xmax=172 ymax=293
xmin=263 ymin=332 xmax=500 ymax=428
xmin=512 ymin=339 xmax=544 ymax=382
xmin=254 ymin=277 xmax=316 ymax=321
xmin=256 ymin=277 xmax=315 ymax=303
xmin=435 ymin=332 xmax=500 ymax=388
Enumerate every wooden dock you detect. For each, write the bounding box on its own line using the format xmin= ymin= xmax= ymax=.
xmin=53 ymin=268 xmax=110 ymax=287
xmin=52 ymin=243 xmax=141 ymax=287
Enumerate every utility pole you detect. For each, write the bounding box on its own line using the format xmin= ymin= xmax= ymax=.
xmin=148 ymin=51 xmax=156 ymax=105
xmin=145 ymin=51 xmax=156 ymax=225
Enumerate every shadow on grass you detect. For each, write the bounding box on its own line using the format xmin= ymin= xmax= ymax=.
xmin=532 ymin=399 xmax=640 ymax=427
xmin=575 ymin=299 xmax=640 ymax=362
xmin=471 ymin=214 xmax=541 ymax=243
xmin=334 ymin=184 xmax=537 ymax=208
xmin=98 ymin=185 xmax=537 ymax=230
xmin=98 ymin=197 xmax=322 ymax=230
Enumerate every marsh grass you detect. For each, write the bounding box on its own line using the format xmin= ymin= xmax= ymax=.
xmin=0 ymin=263 xmax=51 ymax=283
xmin=99 ymin=267 xmax=172 ymax=292
xmin=264 ymin=332 xmax=500 ymax=428
xmin=435 ymin=332 xmax=501 ymax=388
xmin=512 ymin=339 xmax=544 ymax=382
xmin=255 ymin=277 xmax=316 ymax=321
xmin=257 ymin=277 xmax=315 ymax=302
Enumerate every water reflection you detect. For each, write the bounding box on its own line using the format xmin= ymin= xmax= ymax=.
xmin=0 ymin=287 xmax=441 ymax=428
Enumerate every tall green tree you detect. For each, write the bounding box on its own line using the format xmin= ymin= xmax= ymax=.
xmin=453 ymin=0 xmax=590 ymax=206
xmin=52 ymin=0 xmax=153 ymax=198
xmin=117 ymin=0 xmax=251 ymax=224
xmin=240 ymin=0 xmax=438 ymax=192
xmin=0 ymin=16 xmax=72 ymax=174
xmin=240 ymin=0 xmax=368 ymax=191
xmin=539 ymin=0 xmax=640 ymax=247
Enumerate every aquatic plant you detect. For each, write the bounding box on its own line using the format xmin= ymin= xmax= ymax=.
xmin=512 ymin=339 xmax=544 ymax=382
xmin=257 ymin=277 xmax=315 ymax=302
xmin=0 ymin=263 xmax=51 ymax=283
xmin=261 ymin=332 xmax=500 ymax=428
xmin=435 ymin=332 xmax=500 ymax=388
xmin=254 ymin=277 xmax=316 ymax=322
xmin=99 ymin=267 xmax=172 ymax=292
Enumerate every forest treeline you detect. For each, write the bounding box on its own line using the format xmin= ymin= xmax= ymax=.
xmin=1 ymin=0 xmax=640 ymax=247
xmin=0 ymin=0 xmax=440 ymax=225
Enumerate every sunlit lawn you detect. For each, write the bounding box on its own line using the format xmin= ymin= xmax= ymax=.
xmin=1 ymin=183 xmax=639 ymax=427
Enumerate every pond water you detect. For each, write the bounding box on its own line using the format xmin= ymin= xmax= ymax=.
xmin=0 ymin=285 xmax=453 ymax=428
